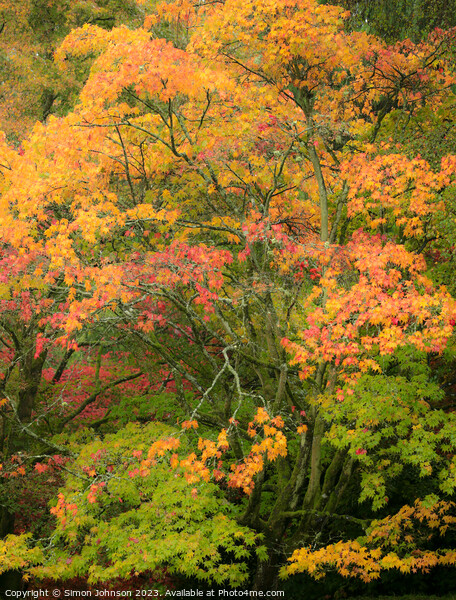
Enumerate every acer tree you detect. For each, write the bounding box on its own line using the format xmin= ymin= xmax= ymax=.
xmin=328 ymin=0 xmax=456 ymax=42
xmin=1 ymin=0 xmax=456 ymax=592
xmin=0 ymin=0 xmax=143 ymax=141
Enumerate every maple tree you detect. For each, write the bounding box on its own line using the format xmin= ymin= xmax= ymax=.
xmin=0 ymin=0 xmax=143 ymax=141
xmin=328 ymin=0 xmax=456 ymax=42
xmin=1 ymin=0 xmax=456 ymax=593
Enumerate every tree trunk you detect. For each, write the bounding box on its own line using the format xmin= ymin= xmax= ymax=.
xmin=0 ymin=504 xmax=23 ymax=593
xmin=0 ymin=345 xmax=46 ymax=594
xmin=252 ymin=546 xmax=282 ymax=591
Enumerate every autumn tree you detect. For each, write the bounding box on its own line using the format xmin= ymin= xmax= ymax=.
xmin=1 ymin=0 xmax=456 ymax=592
xmin=324 ymin=0 xmax=456 ymax=42
xmin=0 ymin=0 xmax=143 ymax=141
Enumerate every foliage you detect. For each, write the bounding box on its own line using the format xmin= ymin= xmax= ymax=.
xmin=31 ymin=422 xmax=261 ymax=586
xmin=0 ymin=0 xmax=143 ymax=141
xmin=0 ymin=534 xmax=44 ymax=576
xmin=285 ymin=497 xmax=456 ymax=581
xmin=0 ymin=0 xmax=456 ymax=593
xmin=323 ymin=0 xmax=456 ymax=42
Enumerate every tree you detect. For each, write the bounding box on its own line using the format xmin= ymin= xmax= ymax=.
xmin=0 ymin=0 xmax=143 ymax=142
xmin=322 ymin=0 xmax=456 ymax=42
xmin=1 ymin=0 xmax=456 ymax=592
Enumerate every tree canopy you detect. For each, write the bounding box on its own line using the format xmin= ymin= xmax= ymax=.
xmin=324 ymin=0 xmax=456 ymax=41
xmin=1 ymin=0 xmax=456 ymax=594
